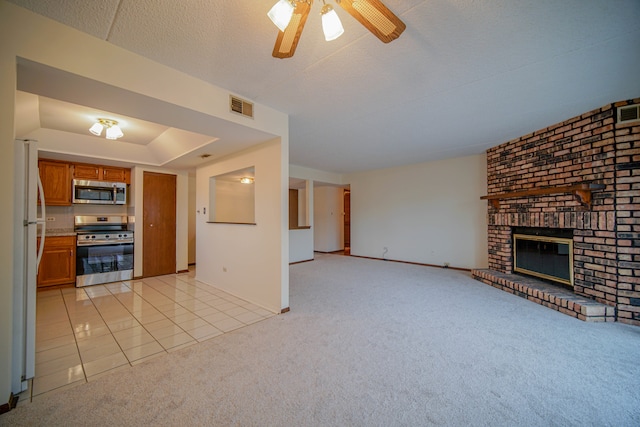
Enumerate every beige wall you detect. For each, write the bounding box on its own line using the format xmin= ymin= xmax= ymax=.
xmin=0 ymin=14 xmax=17 ymax=402
xmin=314 ymin=186 xmax=345 ymax=252
xmin=0 ymin=1 xmax=288 ymax=399
xmin=288 ymin=165 xmax=345 ymax=262
xmin=347 ymin=154 xmax=488 ymax=269
xmin=188 ymin=175 xmax=196 ymax=265
xmin=196 ymin=140 xmax=289 ymax=313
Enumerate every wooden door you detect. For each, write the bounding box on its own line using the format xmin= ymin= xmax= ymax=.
xmin=143 ymin=172 xmax=176 ymax=277
xmin=344 ymin=190 xmax=350 ymax=248
xmin=289 ymin=189 xmax=299 ymax=229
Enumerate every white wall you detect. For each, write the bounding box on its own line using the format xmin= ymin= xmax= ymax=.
xmin=288 ymin=165 xmax=346 ymax=261
xmin=297 ymin=188 xmax=308 ymax=226
xmin=196 ymin=140 xmax=288 ymax=313
xmin=211 ymin=180 xmax=255 ymax=223
xmin=314 ymin=186 xmax=344 ymax=252
xmin=0 ymin=1 xmax=289 ymax=398
xmin=188 ymin=175 xmax=196 ymax=265
xmin=289 ymin=229 xmax=314 ymax=263
xmin=346 ymin=154 xmax=488 ymax=269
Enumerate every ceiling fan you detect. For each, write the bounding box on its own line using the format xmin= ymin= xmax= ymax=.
xmin=268 ymin=0 xmax=406 ymax=59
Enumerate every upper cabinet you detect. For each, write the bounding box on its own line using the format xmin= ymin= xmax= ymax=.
xmin=38 ymin=160 xmax=72 ymax=206
xmin=38 ymin=159 xmax=132 ymax=206
xmin=73 ymin=163 xmax=131 ymax=184
xmin=102 ymin=166 xmax=129 ymax=183
xmin=73 ymin=163 xmax=100 ymax=181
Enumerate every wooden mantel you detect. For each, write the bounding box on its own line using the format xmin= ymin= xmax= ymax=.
xmin=480 ymin=183 xmax=606 ymax=209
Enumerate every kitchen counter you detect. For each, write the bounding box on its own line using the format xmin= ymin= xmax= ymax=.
xmin=44 ymin=228 xmax=76 ymax=237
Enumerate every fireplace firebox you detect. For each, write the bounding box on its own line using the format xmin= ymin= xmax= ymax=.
xmin=513 ymin=228 xmax=573 ymax=288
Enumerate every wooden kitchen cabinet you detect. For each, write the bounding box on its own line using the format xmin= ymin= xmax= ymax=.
xmin=38 ymin=160 xmax=72 ymax=206
xmin=102 ymin=166 xmax=129 ymax=183
xmin=73 ymin=163 xmax=100 ymax=180
xmin=37 ymin=236 xmax=76 ymax=288
xmin=73 ymin=162 xmax=131 ymax=184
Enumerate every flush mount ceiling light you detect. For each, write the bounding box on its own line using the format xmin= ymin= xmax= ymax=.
xmin=89 ymin=118 xmax=124 ymax=140
xmin=269 ymin=0 xmax=405 ymax=59
xmin=240 ymin=177 xmax=254 ymax=184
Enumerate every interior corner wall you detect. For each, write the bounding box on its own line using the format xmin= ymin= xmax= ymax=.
xmin=196 ymin=139 xmax=288 ymax=313
xmin=288 ymin=165 xmax=345 ymax=263
xmin=188 ymin=175 xmax=196 ymax=265
xmin=0 ymin=19 xmax=17 ymax=401
xmin=313 ymin=186 xmax=344 ymax=252
xmin=346 ymin=154 xmax=488 ymax=269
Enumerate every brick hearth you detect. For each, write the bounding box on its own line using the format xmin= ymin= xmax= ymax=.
xmin=473 ymin=269 xmax=615 ymax=322
xmin=472 ymin=98 xmax=640 ymax=325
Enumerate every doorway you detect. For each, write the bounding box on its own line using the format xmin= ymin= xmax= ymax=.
xmin=143 ymin=171 xmax=177 ymax=277
xmin=344 ymin=189 xmax=350 ymax=255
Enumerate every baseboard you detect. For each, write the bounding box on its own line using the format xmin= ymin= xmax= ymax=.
xmin=177 ymin=269 xmax=189 ymax=274
xmin=0 ymin=393 xmax=18 ymax=415
xmin=349 ymin=255 xmax=471 ymax=272
xmin=289 ymin=259 xmax=314 ymax=265
xmin=280 ymin=307 xmax=290 ymax=314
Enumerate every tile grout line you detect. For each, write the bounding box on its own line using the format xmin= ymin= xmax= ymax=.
xmin=82 ymin=284 xmax=138 ymax=373
xmin=33 ymin=270 xmax=276 ymax=400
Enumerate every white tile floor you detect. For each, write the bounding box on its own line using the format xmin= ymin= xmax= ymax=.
xmin=22 ymin=269 xmax=275 ymax=401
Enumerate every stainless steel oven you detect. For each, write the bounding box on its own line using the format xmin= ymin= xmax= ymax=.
xmin=75 ymin=215 xmax=134 ymax=287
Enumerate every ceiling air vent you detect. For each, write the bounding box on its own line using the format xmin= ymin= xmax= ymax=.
xmin=617 ymin=104 xmax=640 ymax=124
xmin=230 ymin=95 xmax=254 ymax=119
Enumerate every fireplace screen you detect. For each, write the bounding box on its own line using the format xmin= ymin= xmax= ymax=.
xmin=513 ymin=234 xmax=573 ymax=287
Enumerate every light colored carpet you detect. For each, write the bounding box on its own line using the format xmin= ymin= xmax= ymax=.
xmin=2 ymin=253 xmax=639 ymax=426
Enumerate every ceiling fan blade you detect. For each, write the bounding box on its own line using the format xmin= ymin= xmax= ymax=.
xmin=336 ymin=0 xmax=406 ymax=43
xmin=272 ymin=1 xmax=312 ymax=59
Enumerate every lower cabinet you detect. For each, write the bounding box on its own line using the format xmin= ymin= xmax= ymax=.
xmin=37 ymin=236 xmax=76 ymax=288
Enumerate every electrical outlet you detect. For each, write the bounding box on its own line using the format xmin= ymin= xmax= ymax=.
xmin=46 ymin=217 xmax=55 ymax=222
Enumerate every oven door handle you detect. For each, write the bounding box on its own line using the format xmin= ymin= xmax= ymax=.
xmin=77 ymin=241 xmax=133 ymax=247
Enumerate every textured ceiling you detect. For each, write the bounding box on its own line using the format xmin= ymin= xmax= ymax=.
xmin=8 ymin=0 xmax=640 ymax=174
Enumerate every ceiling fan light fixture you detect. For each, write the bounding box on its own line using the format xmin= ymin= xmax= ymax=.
xmin=89 ymin=122 xmax=104 ymax=136
xmin=270 ymin=0 xmax=404 ymax=58
xmin=268 ymin=0 xmax=295 ymax=32
xmin=321 ymin=4 xmax=344 ymax=41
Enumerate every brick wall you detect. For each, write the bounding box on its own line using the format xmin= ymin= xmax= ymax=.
xmin=482 ymin=98 xmax=640 ymax=325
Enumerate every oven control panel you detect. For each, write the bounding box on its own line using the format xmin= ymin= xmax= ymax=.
xmin=77 ymin=232 xmax=134 ymax=246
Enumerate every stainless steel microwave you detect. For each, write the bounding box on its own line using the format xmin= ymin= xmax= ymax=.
xmin=72 ymin=179 xmax=127 ymax=205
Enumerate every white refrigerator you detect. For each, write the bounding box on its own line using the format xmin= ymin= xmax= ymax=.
xmin=12 ymin=139 xmax=45 ymax=393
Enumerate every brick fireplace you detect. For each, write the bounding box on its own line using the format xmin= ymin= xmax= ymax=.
xmin=472 ymin=98 xmax=640 ymax=325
